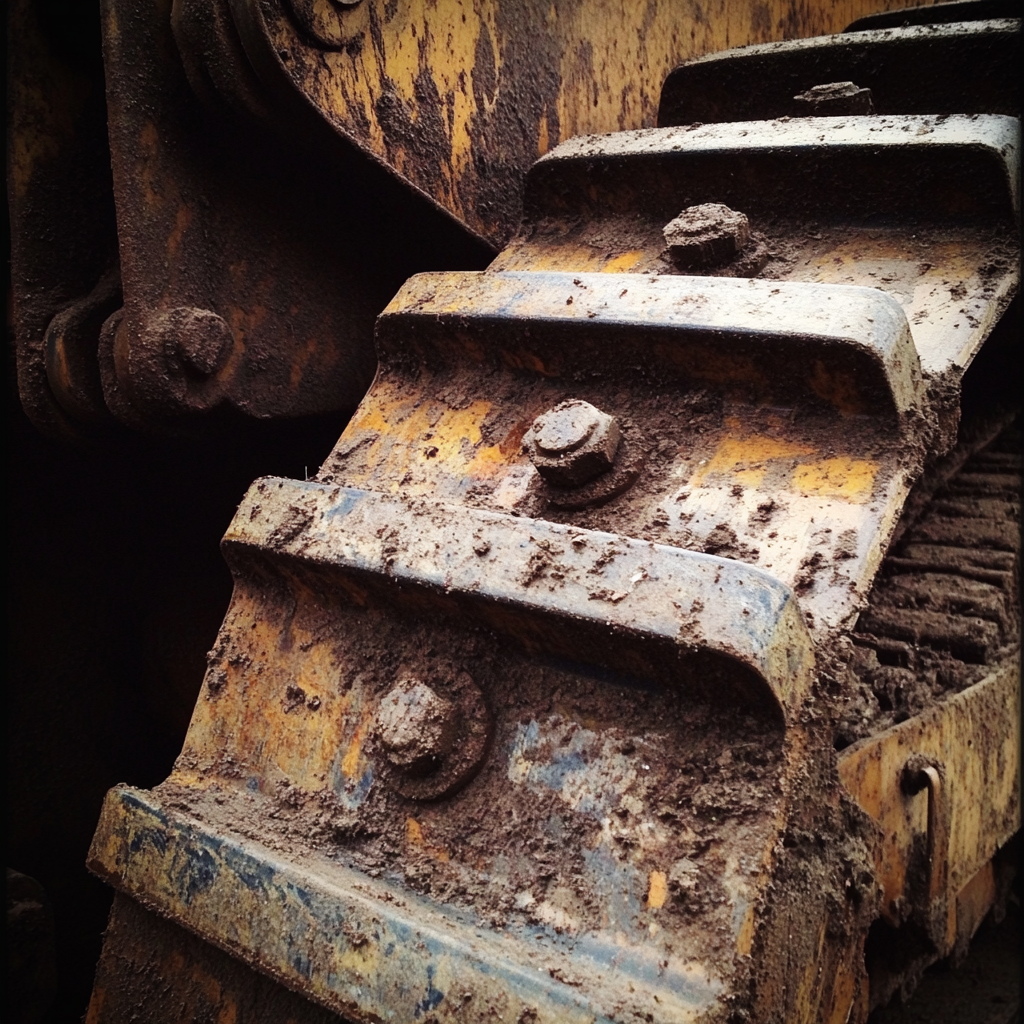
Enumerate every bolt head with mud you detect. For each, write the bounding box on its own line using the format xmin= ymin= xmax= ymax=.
xmin=526 ymin=400 xmax=621 ymax=487
xmin=793 ymin=81 xmax=873 ymax=116
xmin=663 ymin=203 xmax=751 ymax=270
xmin=147 ymin=306 xmax=234 ymax=377
xmin=374 ymin=680 xmax=458 ymax=775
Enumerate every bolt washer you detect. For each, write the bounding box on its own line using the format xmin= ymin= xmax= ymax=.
xmin=372 ymin=672 xmax=491 ymax=800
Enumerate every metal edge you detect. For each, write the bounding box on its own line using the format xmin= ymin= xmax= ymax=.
xmin=379 ymin=270 xmax=922 ymax=416
xmin=224 ymin=480 xmax=816 ymax=719
xmin=665 ymin=17 xmax=1019 ymax=72
xmin=529 ymin=114 xmax=1021 ymax=221
xmin=86 ymin=784 xmax=726 ymax=1023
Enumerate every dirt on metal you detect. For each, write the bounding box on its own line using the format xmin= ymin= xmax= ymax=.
xmin=832 ymin=424 xmax=1021 ymax=749
xmin=87 ymin=895 xmax=342 ymax=1023
xmin=165 ymin=619 xmax=875 ymax=1020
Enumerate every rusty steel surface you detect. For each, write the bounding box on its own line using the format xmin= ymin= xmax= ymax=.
xmin=75 ymin=5 xmax=1020 ymax=1023
xmin=225 ymin=0 xmax=909 ymax=248
xmin=95 ymin=0 xmax=480 ymax=431
xmin=839 ymin=664 xmax=1019 ymax=935
xmin=838 ymin=663 xmax=1020 ymax=1008
xmin=330 ymin=268 xmax=933 ymax=644
xmin=87 ymin=894 xmax=344 ymax=1024
xmin=6 ymin=0 xmax=119 ymax=442
xmin=494 ymin=114 xmax=1019 ymax=380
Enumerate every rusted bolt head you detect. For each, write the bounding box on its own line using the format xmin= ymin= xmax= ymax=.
xmin=375 ymin=680 xmax=457 ymax=775
xmin=663 ymin=203 xmax=751 ymax=270
xmin=526 ymin=399 xmax=621 ymax=487
xmin=156 ymin=307 xmax=233 ymax=377
xmin=793 ymin=81 xmax=874 ymax=116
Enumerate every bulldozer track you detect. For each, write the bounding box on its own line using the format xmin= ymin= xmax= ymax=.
xmin=8 ymin=3 xmax=1019 ymax=1023
xmin=840 ymin=421 xmax=1021 ymax=747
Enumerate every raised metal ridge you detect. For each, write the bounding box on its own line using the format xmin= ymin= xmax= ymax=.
xmin=845 ymin=0 xmax=1020 ymax=32
xmin=88 ymin=785 xmax=723 ymax=1023
xmin=527 ymin=114 xmax=1021 ymax=222
xmin=379 ymin=270 xmax=922 ymax=417
xmin=226 ymin=479 xmax=816 ymax=719
xmin=658 ymin=20 xmax=1020 ymax=124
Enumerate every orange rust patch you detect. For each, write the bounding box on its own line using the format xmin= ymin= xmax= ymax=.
xmin=341 ymin=717 xmax=368 ymax=779
xmin=405 ymin=817 xmax=450 ymax=862
xmin=166 ymin=202 xmax=192 ymax=261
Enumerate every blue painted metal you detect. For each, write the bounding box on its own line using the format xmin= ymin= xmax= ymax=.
xmin=225 ymin=479 xmax=815 ymax=720
xmin=89 ymin=785 xmax=725 ymax=1023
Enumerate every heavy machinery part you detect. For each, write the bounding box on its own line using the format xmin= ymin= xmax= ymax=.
xmin=328 ymin=268 xmax=930 ymax=641
xmin=839 ymin=661 xmax=1019 ymax=1007
xmin=87 ymin=893 xmax=345 ymax=1024
xmin=210 ymin=0 xmax=912 ymax=248
xmin=495 ymin=115 xmax=1019 ymax=381
xmin=11 ymin=0 xmax=908 ymax=436
xmin=844 ymin=0 xmax=1021 ymax=31
xmin=832 ymin=422 xmax=1021 ymax=1009
xmin=658 ymin=18 xmax=1020 ymax=125
xmin=6 ymin=0 xmax=119 ymax=443
xmin=84 ymin=8 xmax=1020 ymax=1024
xmin=92 ymin=0 xmax=485 ymax=432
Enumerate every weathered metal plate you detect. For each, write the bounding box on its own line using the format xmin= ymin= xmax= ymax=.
xmin=225 ymin=478 xmax=814 ymax=717
xmin=96 ymin=0 xmax=487 ymax=429
xmin=496 ymin=114 xmax=1020 ymax=381
xmin=375 ymin=270 xmax=922 ymax=415
xmin=91 ymin=785 xmax=713 ymax=1023
xmin=838 ymin=661 xmax=1020 ymax=933
xmin=87 ymin=482 xmax=852 ymax=1023
xmin=226 ymin=0 xmax=911 ymax=248
xmin=81 ymin=475 xmax=828 ymax=1022
xmin=86 ymin=894 xmax=344 ymax=1024
xmin=322 ymin=268 xmax=925 ymax=637
xmin=659 ymin=20 xmax=1020 ymax=125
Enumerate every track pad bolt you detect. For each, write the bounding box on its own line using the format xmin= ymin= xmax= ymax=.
xmin=375 ymin=680 xmax=457 ymax=775
xmin=663 ymin=203 xmax=751 ymax=270
xmin=793 ymin=81 xmax=874 ymax=116
xmin=526 ymin=400 xmax=621 ymax=487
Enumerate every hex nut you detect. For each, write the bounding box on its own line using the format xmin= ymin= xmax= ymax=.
xmin=663 ymin=203 xmax=751 ymax=270
xmin=148 ymin=307 xmax=233 ymax=377
xmin=374 ymin=680 xmax=457 ymax=775
xmin=526 ymin=400 xmax=621 ymax=487
xmin=793 ymin=81 xmax=874 ymax=116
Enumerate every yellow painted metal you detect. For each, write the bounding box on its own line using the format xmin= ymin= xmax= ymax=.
xmin=325 ymin=272 xmax=921 ymax=641
xmin=494 ymin=219 xmax=1019 ymax=382
xmin=239 ymin=0 xmax=915 ymax=243
xmin=838 ymin=662 xmax=1021 ymax=948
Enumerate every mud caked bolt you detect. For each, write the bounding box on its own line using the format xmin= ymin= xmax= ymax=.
xmin=526 ymin=400 xmax=621 ymax=487
xmin=662 ymin=203 xmax=751 ymax=270
xmin=375 ymin=680 xmax=457 ymax=775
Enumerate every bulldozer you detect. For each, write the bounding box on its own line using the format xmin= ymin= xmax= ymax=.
xmin=7 ymin=0 xmax=1020 ymax=1021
